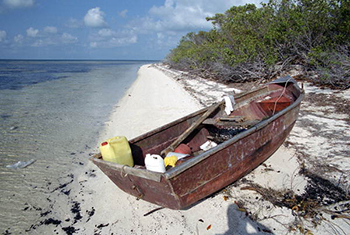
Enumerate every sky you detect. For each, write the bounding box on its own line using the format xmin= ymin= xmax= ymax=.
xmin=0 ymin=0 xmax=265 ymax=60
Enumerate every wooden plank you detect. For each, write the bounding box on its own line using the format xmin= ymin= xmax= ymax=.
xmin=203 ymin=118 xmax=261 ymax=127
xmin=160 ymin=101 xmax=223 ymax=156
xmin=219 ymin=116 xmax=245 ymax=122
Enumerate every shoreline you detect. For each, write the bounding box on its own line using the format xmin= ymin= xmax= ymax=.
xmin=29 ymin=64 xmax=209 ymax=234
xmin=28 ymin=63 xmax=350 ymax=235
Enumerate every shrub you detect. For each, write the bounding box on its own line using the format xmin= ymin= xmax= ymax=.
xmin=165 ymin=0 xmax=350 ymax=89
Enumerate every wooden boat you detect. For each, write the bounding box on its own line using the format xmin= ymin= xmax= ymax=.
xmin=91 ymin=76 xmax=304 ymax=210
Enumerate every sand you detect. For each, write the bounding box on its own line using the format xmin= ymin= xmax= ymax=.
xmin=29 ymin=64 xmax=350 ymax=235
xmin=99 ymin=64 xmax=203 ymax=141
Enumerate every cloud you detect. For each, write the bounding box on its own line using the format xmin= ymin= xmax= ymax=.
xmin=0 ymin=30 xmax=7 ymax=42
xmin=31 ymin=38 xmax=55 ymax=47
xmin=65 ymin=18 xmax=83 ymax=29
xmin=132 ymin=0 xmax=266 ymax=34
xmin=118 ymin=9 xmax=128 ymax=18
xmin=22 ymin=26 xmax=78 ymax=47
xmin=44 ymin=26 xmax=58 ymax=34
xmin=3 ymin=0 xmax=34 ymax=8
xmin=30 ymin=32 xmax=78 ymax=47
xmin=89 ymin=29 xmax=137 ymax=48
xmin=146 ymin=0 xmax=236 ymax=32
xmin=89 ymin=35 xmax=137 ymax=48
xmin=61 ymin=33 xmax=78 ymax=44
xmin=26 ymin=27 xmax=39 ymax=37
xmin=97 ymin=28 xmax=114 ymax=37
xmin=84 ymin=7 xmax=107 ymax=28
xmin=14 ymin=34 xmax=23 ymax=43
xmin=123 ymin=0 xmax=268 ymax=52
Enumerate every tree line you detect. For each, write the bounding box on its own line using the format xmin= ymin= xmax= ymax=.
xmin=165 ymin=0 xmax=349 ymax=89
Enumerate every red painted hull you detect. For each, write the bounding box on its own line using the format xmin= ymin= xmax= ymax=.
xmin=91 ymin=78 xmax=304 ymax=209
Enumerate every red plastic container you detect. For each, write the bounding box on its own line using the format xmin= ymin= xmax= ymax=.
xmin=174 ymin=144 xmax=192 ymax=155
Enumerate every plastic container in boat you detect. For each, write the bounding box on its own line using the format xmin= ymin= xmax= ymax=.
xmin=164 ymin=152 xmax=189 ymax=167
xmin=174 ymin=143 xmax=192 ymax=155
xmin=165 ymin=152 xmax=189 ymax=160
xmin=100 ymin=136 xmax=134 ymax=167
xmin=145 ymin=154 xmax=166 ymax=173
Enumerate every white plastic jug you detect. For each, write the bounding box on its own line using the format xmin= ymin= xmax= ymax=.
xmin=145 ymin=154 xmax=166 ymax=173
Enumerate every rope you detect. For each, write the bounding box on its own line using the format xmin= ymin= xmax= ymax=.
xmin=272 ymin=77 xmax=293 ymax=115
xmin=120 ymin=165 xmax=128 ymax=177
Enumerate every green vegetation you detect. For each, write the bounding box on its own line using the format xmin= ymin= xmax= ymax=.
xmin=166 ymin=0 xmax=350 ymax=89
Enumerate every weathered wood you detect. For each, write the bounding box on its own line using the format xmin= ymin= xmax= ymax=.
xmin=92 ymin=154 xmax=163 ymax=182
xmin=219 ymin=116 xmax=245 ymax=122
xmin=203 ymin=118 xmax=260 ymax=127
xmin=90 ymin=77 xmax=304 ymax=210
xmin=160 ymin=101 xmax=223 ymax=156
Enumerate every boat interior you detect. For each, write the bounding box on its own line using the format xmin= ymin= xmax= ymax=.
xmin=124 ymin=82 xmax=300 ymax=168
xmin=94 ymin=81 xmax=301 ymax=172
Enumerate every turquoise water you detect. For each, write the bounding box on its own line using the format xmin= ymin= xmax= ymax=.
xmin=0 ymin=60 xmax=152 ymax=232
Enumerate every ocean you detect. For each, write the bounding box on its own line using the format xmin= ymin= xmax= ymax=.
xmin=0 ymin=60 xmax=153 ymax=233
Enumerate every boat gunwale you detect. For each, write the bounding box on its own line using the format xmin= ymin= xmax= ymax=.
xmin=91 ymin=157 xmax=164 ymax=182
xmin=165 ymin=84 xmax=304 ymax=179
xmin=90 ymin=82 xmax=304 ymax=182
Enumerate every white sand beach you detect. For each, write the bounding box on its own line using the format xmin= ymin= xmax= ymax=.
xmin=30 ymin=64 xmax=350 ymax=235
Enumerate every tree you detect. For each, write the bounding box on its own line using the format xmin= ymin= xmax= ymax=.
xmin=166 ymin=0 xmax=350 ymax=89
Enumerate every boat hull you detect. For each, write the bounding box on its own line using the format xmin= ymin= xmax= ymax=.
xmin=91 ymin=78 xmax=304 ymax=209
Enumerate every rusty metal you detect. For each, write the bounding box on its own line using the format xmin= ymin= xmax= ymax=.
xmin=91 ymin=78 xmax=304 ymax=210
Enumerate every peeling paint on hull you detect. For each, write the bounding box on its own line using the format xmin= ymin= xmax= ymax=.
xmin=91 ymin=78 xmax=304 ymax=209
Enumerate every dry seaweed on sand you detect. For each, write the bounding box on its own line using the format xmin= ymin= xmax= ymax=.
xmin=238 ymin=167 xmax=350 ymax=226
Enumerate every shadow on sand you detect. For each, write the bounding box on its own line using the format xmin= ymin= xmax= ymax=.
xmin=218 ymin=204 xmax=275 ymax=235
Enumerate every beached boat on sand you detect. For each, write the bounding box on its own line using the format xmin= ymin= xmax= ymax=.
xmin=91 ymin=76 xmax=304 ymax=210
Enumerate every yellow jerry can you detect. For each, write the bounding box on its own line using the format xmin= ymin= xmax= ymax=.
xmin=99 ymin=136 xmax=134 ymax=167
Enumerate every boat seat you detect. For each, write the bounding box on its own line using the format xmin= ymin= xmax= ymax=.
xmin=258 ymin=96 xmax=291 ymax=114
